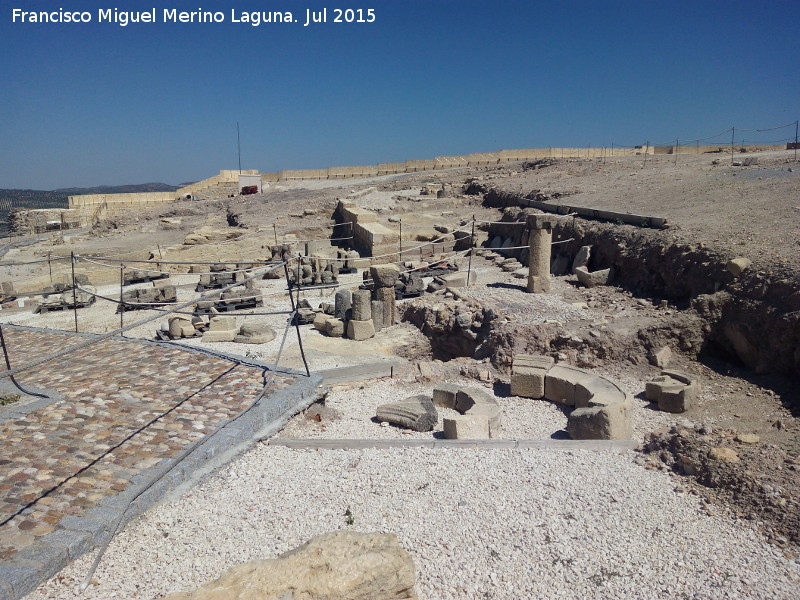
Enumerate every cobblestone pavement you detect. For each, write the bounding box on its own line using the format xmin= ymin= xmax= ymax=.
xmin=0 ymin=326 xmax=295 ymax=564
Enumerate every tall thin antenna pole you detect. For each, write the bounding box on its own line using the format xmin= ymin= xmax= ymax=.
xmin=237 ymin=122 xmax=242 ymax=174
xmin=730 ymin=127 xmax=735 ymax=165
xmin=795 ymin=120 xmax=798 ymax=162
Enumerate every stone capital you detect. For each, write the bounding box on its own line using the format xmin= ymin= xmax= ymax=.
xmin=526 ymin=213 xmax=559 ymax=230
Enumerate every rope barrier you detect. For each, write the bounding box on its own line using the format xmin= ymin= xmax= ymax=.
xmin=72 ymin=285 xmax=294 ymax=317
xmin=0 ymin=261 xmax=287 ymax=380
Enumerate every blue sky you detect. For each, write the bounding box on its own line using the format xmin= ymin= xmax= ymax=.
xmin=1 ymin=0 xmax=798 ymax=189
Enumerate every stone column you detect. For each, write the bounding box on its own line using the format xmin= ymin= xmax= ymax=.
xmin=370 ymin=264 xmax=401 ymax=326
xmin=526 ymin=214 xmax=559 ymax=293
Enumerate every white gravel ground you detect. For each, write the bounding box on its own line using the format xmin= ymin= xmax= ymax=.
xmin=29 ymin=443 xmax=800 ymax=600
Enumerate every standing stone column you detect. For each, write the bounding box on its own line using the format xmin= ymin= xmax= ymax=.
xmin=370 ymin=264 xmax=401 ymax=327
xmin=526 ymin=214 xmax=559 ymax=293
xmin=346 ymin=289 xmax=375 ymax=340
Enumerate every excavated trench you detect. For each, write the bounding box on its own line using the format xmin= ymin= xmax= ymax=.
xmin=402 ymin=190 xmax=800 ymax=390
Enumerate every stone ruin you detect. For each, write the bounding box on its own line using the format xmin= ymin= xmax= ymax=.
xmin=119 ymin=279 xmax=177 ymax=312
xmin=195 ymin=280 xmax=263 ymax=313
xmin=37 ymin=275 xmax=96 ymax=312
xmin=374 ymin=384 xmax=501 ymax=439
xmin=122 ymin=269 xmax=169 ymax=286
xmin=161 ymin=314 xmax=275 ymax=344
xmin=511 ymin=354 xmax=633 ymax=440
xmin=310 ymin=263 xmax=401 ymax=341
xmin=195 ymin=263 xmax=254 ymax=291
xmin=481 ymin=210 xmax=615 ymax=290
xmin=645 ymin=369 xmax=699 ymax=413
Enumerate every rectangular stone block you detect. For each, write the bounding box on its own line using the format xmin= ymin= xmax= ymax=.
xmin=42 ymin=529 xmax=94 ymax=560
xmin=432 ymin=383 xmax=460 ymax=409
xmin=510 ymin=354 xmax=554 ymax=398
xmin=346 ymin=319 xmax=375 ymax=341
xmin=202 ymin=329 xmax=238 ymax=342
xmin=209 ymin=315 xmax=237 ymax=331
xmin=325 ymin=318 xmax=345 ymax=338
xmin=0 ymin=562 xmax=41 ymax=599
xmin=439 ymin=271 xmax=477 ymax=288
xmin=544 ymin=364 xmax=595 ymax=407
xmin=443 ymin=415 xmax=490 ymax=439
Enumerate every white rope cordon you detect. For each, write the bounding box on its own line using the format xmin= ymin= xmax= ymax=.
xmin=0 ymin=261 xmax=287 ymax=380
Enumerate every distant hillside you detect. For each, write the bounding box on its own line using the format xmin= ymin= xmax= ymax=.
xmin=0 ymin=182 xmax=178 ymax=235
xmin=55 ymin=182 xmax=179 ymax=195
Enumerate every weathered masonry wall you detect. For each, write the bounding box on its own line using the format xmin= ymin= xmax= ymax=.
xmin=652 ymin=144 xmax=785 ymax=155
xmin=12 ymin=143 xmax=790 ymax=233
xmin=480 ymin=198 xmax=800 ymax=380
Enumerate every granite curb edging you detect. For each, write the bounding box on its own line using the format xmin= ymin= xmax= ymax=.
xmin=0 ymin=325 xmax=321 ymax=600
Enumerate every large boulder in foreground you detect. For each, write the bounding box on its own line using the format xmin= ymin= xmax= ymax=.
xmin=165 ymin=530 xmax=417 ymax=600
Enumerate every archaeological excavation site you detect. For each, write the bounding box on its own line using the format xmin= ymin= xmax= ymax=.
xmin=0 ymin=147 xmax=798 ymax=599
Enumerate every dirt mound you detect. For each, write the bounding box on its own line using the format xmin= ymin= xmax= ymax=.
xmin=640 ymin=423 xmax=800 ymax=549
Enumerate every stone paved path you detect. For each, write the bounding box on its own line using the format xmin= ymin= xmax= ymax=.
xmin=0 ymin=326 xmax=295 ymax=564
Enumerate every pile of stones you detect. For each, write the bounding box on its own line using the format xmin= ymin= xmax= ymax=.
xmin=161 ymin=314 xmax=275 ymax=343
xmin=37 ymin=275 xmax=96 ymax=311
xmin=195 ymin=280 xmax=263 ymax=313
xmin=374 ymin=384 xmax=501 ymax=439
xmin=123 ymin=269 xmax=169 ymax=285
xmin=287 ymin=257 xmax=340 ymax=288
xmin=119 ymin=280 xmax=177 ymax=312
xmin=196 ymin=263 xmax=254 ymax=291
xmin=311 ymin=263 xmax=401 ymax=341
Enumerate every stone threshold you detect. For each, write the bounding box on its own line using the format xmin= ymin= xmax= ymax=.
xmin=267 ymin=438 xmax=638 ymax=450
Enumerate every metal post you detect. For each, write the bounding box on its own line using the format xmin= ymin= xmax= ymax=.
xmin=642 ymin=141 xmax=649 ymax=168
xmin=70 ymin=252 xmax=78 ymax=333
xmin=675 ymin=138 xmax=679 ymax=166
xmin=399 ymin=219 xmax=402 ymax=258
xmin=795 ymin=120 xmax=798 ymax=162
xmin=282 ymin=262 xmax=310 ymax=377
xmin=47 ymin=252 xmax=52 ymax=282
xmin=273 ymin=223 xmax=278 ymax=246
xmin=466 ymin=216 xmax=476 ymax=287
xmin=731 ymin=127 xmax=735 ymax=165
xmin=119 ymin=264 xmax=124 ymax=333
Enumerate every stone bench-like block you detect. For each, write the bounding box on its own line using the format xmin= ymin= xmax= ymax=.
xmin=455 ymin=387 xmax=498 ymax=413
xmin=466 ymin=403 xmax=502 ymax=438
xmin=202 ymin=328 xmax=238 ymax=342
xmin=346 ymin=319 xmax=375 ymax=341
xmin=574 ymin=266 xmax=611 ymax=288
xmin=432 ymin=384 xmax=460 ymax=409
xmin=443 ymin=414 xmax=490 ymax=439
xmin=645 ymin=369 xmax=699 ymax=413
xmin=566 ymin=403 xmax=631 ymax=440
xmin=544 ymin=364 xmax=594 ymax=407
xmin=511 ymin=354 xmax=554 ymax=399
xmin=575 ymin=376 xmax=628 ymax=409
